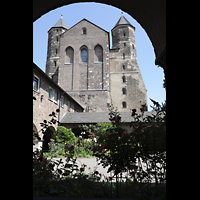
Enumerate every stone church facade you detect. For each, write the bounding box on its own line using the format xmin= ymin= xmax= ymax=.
xmin=46 ymin=14 xmax=147 ymax=112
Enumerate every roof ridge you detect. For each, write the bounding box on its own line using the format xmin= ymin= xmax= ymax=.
xmin=65 ymin=18 xmax=109 ymax=34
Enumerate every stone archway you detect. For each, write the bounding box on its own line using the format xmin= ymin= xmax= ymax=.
xmin=33 ymin=123 xmax=39 ymax=151
xmin=42 ymin=126 xmax=56 ymax=151
xmin=33 ymin=0 xmax=166 ymax=70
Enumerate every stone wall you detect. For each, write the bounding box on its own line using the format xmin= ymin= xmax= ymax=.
xmin=110 ymin=24 xmax=147 ymax=112
xmin=33 ymin=64 xmax=83 ymax=149
xmin=58 ymin=19 xmax=111 ymax=112
xmin=67 ymin=90 xmax=111 ymax=112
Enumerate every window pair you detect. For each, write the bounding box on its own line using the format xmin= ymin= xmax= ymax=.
xmin=81 ymin=45 xmax=103 ymax=63
xmin=65 ymin=46 xmax=88 ymax=63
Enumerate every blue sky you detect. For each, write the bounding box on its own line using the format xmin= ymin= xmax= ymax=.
xmin=33 ymin=2 xmax=166 ymax=110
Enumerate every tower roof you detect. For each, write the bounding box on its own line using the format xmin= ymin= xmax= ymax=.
xmin=53 ymin=15 xmax=68 ymax=30
xmin=112 ymin=12 xmax=135 ymax=30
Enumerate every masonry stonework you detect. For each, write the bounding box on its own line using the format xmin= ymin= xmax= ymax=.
xmin=45 ymin=15 xmax=147 ymax=113
xmin=33 ymin=63 xmax=83 ymax=150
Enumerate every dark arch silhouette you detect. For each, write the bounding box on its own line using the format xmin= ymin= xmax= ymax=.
xmin=33 ymin=0 xmax=166 ymax=71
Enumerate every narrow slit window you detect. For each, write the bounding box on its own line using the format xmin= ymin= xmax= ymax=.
xmin=122 ymin=76 xmax=126 ymax=83
xmin=123 ymin=53 xmax=125 ymax=59
xmin=122 ymin=101 xmax=127 ymax=108
xmin=122 ymin=88 xmax=127 ymax=94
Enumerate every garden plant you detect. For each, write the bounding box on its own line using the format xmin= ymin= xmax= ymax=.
xmin=33 ymin=98 xmax=166 ymax=199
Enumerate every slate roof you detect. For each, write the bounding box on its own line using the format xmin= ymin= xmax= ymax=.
xmin=112 ymin=14 xmax=135 ymax=30
xmin=53 ymin=15 xmax=68 ymax=29
xmin=59 ymin=111 xmax=159 ymax=124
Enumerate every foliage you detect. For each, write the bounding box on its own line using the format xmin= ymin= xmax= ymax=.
xmin=56 ymin=126 xmax=76 ymax=144
xmin=33 ymin=100 xmax=166 ymax=198
xmin=74 ymin=137 xmax=94 ymax=158
xmin=82 ymin=102 xmax=166 ymax=185
xmin=33 ymin=110 xmax=59 ymax=143
xmin=43 ymin=140 xmax=65 ymax=158
xmin=44 ymin=136 xmax=94 ymax=158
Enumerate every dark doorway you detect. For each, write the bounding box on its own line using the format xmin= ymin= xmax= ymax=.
xmin=42 ymin=126 xmax=55 ymax=151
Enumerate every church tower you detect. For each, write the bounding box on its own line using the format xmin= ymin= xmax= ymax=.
xmin=45 ymin=15 xmax=68 ymax=83
xmin=109 ymin=13 xmax=147 ymax=112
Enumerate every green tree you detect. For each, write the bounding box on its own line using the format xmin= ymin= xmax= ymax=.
xmin=56 ymin=126 xmax=76 ymax=144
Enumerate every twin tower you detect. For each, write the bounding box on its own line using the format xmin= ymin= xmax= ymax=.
xmin=46 ymin=14 xmax=147 ymax=112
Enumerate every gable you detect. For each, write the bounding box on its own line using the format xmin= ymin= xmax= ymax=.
xmin=61 ymin=18 xmax=109 ymax=38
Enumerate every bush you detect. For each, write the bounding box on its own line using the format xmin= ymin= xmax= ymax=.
xmin=43 ymin=140 xmax=66 ymax=158
xmin=56 ymin=126 xmax=76 ymax=144
xmin=82 ymin=103 xmax=166 ymax=185
xmin=74 ymin=137 xmax=94 ymax=158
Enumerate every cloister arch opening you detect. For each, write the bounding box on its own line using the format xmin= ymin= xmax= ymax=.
xmin=33 ymin=123 xmax=38 ymax=150
xmin=33 ymin=2 xmax=166 ymax=109
xmin=33 ymin=0 xmax=166 ymax=71
xmin=42 ymin=126 xmax=56 ymax=151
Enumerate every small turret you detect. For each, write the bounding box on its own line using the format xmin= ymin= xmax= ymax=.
xmin=45 ymin=15 xmax=68 ymax=83
xmin=110 ymin=13 xmax=147 ymax=112
xmin=111 ymin=12 xmax=135 ymax=49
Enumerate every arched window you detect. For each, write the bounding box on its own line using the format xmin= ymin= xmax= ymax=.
xmin=65 ymin=47 xmax=74 ymax=64
xmin=122 ymin=88 xmax=127 ymax=94
xmin=122 ymin=76 xmax=126 ymax=83
xmin=81 ymin=46 xmax=88 ymax=63
xmin=94 ymin=45 xmax=103 ymax=62
xmin=82 ymin=27 xmax=87 ymax=34
xmin=122 ymin=101 xmax=127 ymax=108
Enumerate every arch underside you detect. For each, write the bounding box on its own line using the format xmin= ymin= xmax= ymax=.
xmin=33 ymin=0 xmax=166 ymax=70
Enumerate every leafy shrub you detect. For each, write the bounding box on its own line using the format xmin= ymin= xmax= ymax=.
xmin=74 ymin=138 xmax=94 ymax=158
xmin=33 ymin=103 xmax=166 ymax=198
xmin=56 ymin=126 xmax=76 ymax=144
xmin=82 ymin=102 xmax=166 ymax=184
xmin=43 ymin=140 xmax=66 ymax=158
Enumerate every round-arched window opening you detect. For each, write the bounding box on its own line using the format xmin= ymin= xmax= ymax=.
xmin=81 ymin=48 xmax=88 ymax=63
xmin=82 ymin=27 xmax=87 ymax=34
xmin=122 ymin=101 xmax=127 ymax=108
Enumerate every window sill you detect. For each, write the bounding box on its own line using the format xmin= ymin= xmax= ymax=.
xmin=94 ymin=61 xmax=103 ymax=64
xmin=48 ymin=98 xmax=53 ymax=102
xmin=48 ymin=98 xmax=58 ymax=105
xmin=64 ymin=63 xmax=73 ymax=65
